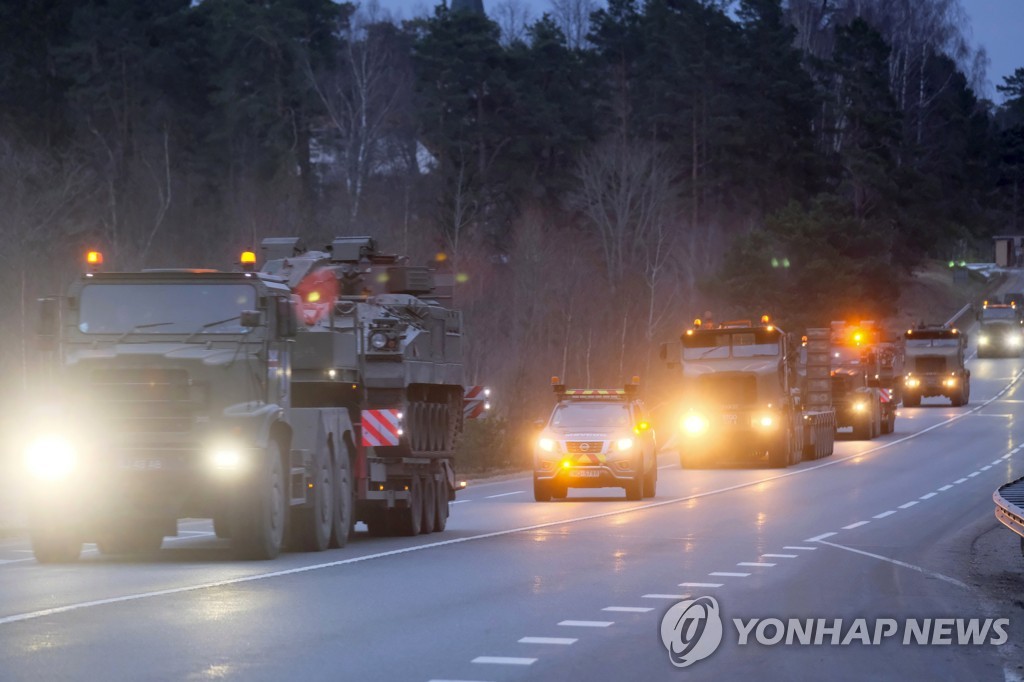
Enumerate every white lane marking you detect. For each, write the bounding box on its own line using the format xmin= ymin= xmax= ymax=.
xmin=603 ymin=606 xmax=654 ymax=613
xmin=955 ymin=478 xmax=969 ymax=484
xmin=938 ymin=485 xmax=953 ymax=491
xmin=709 ymin=572 xmax=750 ymax=577
xmin=968 ymin=472 xmax=981 ymax=478
xmin=472 ymin=656 xmax=536 ymax=666
xmin=992 ymin=459 xmax=1004 ymax=466
xmin=450 ymin=500 xmax=470 ymax=504
xmin=0 ymin=559 xmax=32 ymax=565
xmin=784 ymin=546 xmax=817 ymax=551
xmin=737 ymin=562 xmax=776 ymax=567
xmin=842 ymin=521 xmax=870 ymax=530
xmin=175 ymin=531 xmax=215 ymax=537
xmin=4 ymin=370 xmax=1021 ymax=623
xmin=873 ymin=511 xmax=897 ymax=519
xmin=429 ymin=679 xmax=492 ymax=682
xmin=981 ymin=466 xmax=992 ymax=471
xmin=898 ymin=501 xmax=919 ymax=509
xmin=805 ymin=533 xmax=836 ymax=542
xmin=678 ymin=582 xmax=722 ymax=588
xmin=919 ymin=492 xmax=937 ymax=500
xmin=761 ymin=554 xmax=797 ymax=559
xmin=558 ymin=620 xmax=613 ymax=628
xmin=643 ymin=594 xmax=691 ymax=600
xmin=814 ymin=539 xmax=969 ymax=588
xmin=484 ymin=491 xmax=524 ymax=499
xmin=518 ymin=637 xmax=576 ymax=645
xmin=1004 ymin=454 xmax=1013 ymax=460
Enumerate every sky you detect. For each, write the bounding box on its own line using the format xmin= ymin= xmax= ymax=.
xmin=371 ymin=0 xmax=1022 ymax=102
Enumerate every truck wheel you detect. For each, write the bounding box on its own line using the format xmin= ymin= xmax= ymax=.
xmin=903 ymin=393 xmax=921 ymax=408
xmin=395 ymin=476 xmax=423 ymax=536
xmin=291 ymin=445 xmax=334 ymax=552
xmin=625 ymin=473 xmax=644 ymax=501
xmin=421 ymin=475 xmax=436 ymax=534
xmin=329 ymin=451 xmax=354 ymax=549
xmin=533 ymin=477 xmax=552 ymax=502
xmin=213 ymin=511 xmax=232 ymax=539
xmin=643 ymin=463 xmax=657 ymax=498
xmin=851 ymin=416 xmax=870 ymax=440
xmin=768 ymin=430 xmax=791 ymax=468
xmin=434 ymin=480 xmax=450 ymax=531
xmin=231 ymin=441 xmax=287 ymax=560
xmin=30 ymin=521 xmax=82 ymax=563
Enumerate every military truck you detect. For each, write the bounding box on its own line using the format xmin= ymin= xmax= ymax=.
xmin=828 ymin=322 xmax=901 ymax=437
xmin=661 ymin=317 xmax=834 ymax=468
xmin=977 ymin=301 xmax=1023 ymax=358
xmin=901 ymin=326 xmax=970 ymax=406
xmin=23 ymin=238 xmax=462 ymax=563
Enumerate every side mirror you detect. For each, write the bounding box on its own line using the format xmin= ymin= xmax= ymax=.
xmin=36 ymin=297 xmax=59 ymax=351
xmin=240 ymin=310 xmax=263 ymax=329
xmin=275 ymin=298 xmax=297 ymax=338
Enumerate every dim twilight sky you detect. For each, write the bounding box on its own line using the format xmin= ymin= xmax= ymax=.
xmin=370 ymin=0 xmax=1023 ymax=102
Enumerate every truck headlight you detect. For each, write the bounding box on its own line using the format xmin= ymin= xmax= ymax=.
xmin=615 ymin=437 xmax=634 ymax=451
xmin=979 ymin=335 xmax=989 ymax=346
xmin=538 ymin=437 xmax=556 ymax=452
xmin=1010 ymin=335 xmax=1022 ymax=347
xmin=852 ymin=401 xmax=868 ymax=413
xmin=753 ymin=414 xmax=775 ymax=428
xmin=943 ymin=377 xmax=957 ymax=388
xmin=369 ymin=332 xmax=389 ymax=350
xmin=210 ymin=448 xmax=245 ymax=471
xmin=24 ymin=435 xmax=77 ymax=481
xmin=904 ymin=377 xmax=920 ymax=388
xmin=682 ymin=413 xmax=709 ymax=435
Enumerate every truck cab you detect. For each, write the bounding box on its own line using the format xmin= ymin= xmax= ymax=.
xmin=902 ymin=326 xmax=970 ymax=406
xmin=977 ymin=302 xmax=1023 ymax=358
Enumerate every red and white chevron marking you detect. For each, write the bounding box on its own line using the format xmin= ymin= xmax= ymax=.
xmin=879 ymin=389 xmax=892 ymax=403
xmin=463 ymin=385 xmax=490 ymax=420
xmin=361 ymin=409 xmax=401 ymax=447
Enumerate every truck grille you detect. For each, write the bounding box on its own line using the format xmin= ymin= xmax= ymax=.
xmin=914 ymin=356 xmax=947 ymax=374
xmin=90 ymin=368 xmax=197 ymax=434
xmin=695 ymin=374 xmax=757 ymax=406
xmin=566 ymin=441 xmax=604 ymax=454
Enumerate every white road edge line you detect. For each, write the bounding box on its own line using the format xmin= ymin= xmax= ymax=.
xmin=805 ymin=533 xmax=836 ymax=542
xmin=873 ymin=511 xmax=896 ymax=519
xmin=842 ymin=522 xmax=869 ymax=530
xmin=4 ymin=369 xmax=1021 ymax=626
xmin=602 ymin=607 xmax=654 ymax=613
xmin=518 ymin=637 xmax=576 ymax=645
xmin=484 ymin=491 xmax=524 ymax=499
xmin=813 ymin=539 xmax=969 ymax=589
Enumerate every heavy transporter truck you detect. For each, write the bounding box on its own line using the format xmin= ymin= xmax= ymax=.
xmin=24 ymin=237 xmax=463 ymax=562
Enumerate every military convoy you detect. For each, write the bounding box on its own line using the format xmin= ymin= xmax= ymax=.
xmin=23 ymin=237 xmax=463 ymax=562
xmin=828 ymin=322 xmax=902 ymax=438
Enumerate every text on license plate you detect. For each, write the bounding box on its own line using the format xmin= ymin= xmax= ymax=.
xmin=570 ymin=469 xmax=601 ymax=478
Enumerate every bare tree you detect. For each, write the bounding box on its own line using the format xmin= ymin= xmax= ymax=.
xmin=493 ymin=0 xmax=534 ymax=46
xmin=549 ymin=0 xmax=597 ymax=50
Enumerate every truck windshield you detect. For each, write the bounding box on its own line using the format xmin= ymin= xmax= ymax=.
xmin=550 ymin=403 xmax=630 ymax=428
xmin=78 ymin=283 xmax=258 ymax=335
xmin=683 ymin=330 xmax=780 ymax=359
xmin=906 ymin=338 xmax=959 ymax=348
xmin=982 ymin=308 xmax=1017 ymax=321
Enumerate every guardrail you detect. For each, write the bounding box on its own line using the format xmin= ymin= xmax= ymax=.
xmin=994 ymin=476 xmax=1024 ymax=556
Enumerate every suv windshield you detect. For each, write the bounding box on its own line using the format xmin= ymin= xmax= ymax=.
xmin=550 ymin=402 xmax=631 ymax=428
xmin=78 ymin=283 xmax=258 ymax=334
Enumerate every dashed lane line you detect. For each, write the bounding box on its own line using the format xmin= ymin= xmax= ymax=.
xmin=602 ymin=607 xmax=654 ymax=613
xmin=471 ymin=657 xmax=536 ymax=666
xmin=518 ymin=637 xmax=576 ymax=645
xmin=842 ymin=521 xmax=870 ymax=530
xmin=784 ymin=546 xmax=817 ymax=551
xmin=643 ymin=594 xmax=691 ymax=600
xmin=805 ymin=533 xmax=837 ymax=542
xmin=558 ymin=620 xmax=613 ymax=628
xmin=955 ymin=478 xmax=969 ymax=484
xmin=938 ymin=485 xmax=953 ymax=491
xmin=737 ymin=562 xmax=776 ymax=567
xmin=920 ymin=492 xmax=937 ymax=500
xmin=981 ymin=466 xmax=992 ymax=471
xmin=968 ymin=472 xmax=982 ymax=478
xmin=709 ymin=572 xmax=751 ymax=578
xmin=898 ymin=501 xmax=919 ymax=509
xmin=873 ymin=511 xmax=896 ymax=519
xmin=761 ymin=554 xmax=797 ymax=559
xmin=678 ymin=582 xmax=723 ymax=588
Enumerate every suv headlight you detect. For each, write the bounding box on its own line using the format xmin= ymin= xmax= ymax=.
xmin=615 ymin=437 xmax=634 ymax=451
xmin=682 ymin=413 xmax=709 ymax=435
xmin=538 ymin=437 xmax=556 ymax=452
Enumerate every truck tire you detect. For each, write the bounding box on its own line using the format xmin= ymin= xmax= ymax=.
xmin=533 ymin=476 xmax=552 ymax=502
xmin=624 ymin=473 xmax=644 ymax=501
xmin=643 ymin=463 xmax=657 ymax=498
xmin=851 ymin=415 xmax=871 ymax=440
xmin=768 ymin=430 xmax=790 ymax=468
xmin=291 ymin=445 xmax=334 ymax=552
xmin=903 ymin=393 xmax=921 ymax=408
xmin=329 ymin=450 xmax=354 ymax=549
xmin=213 ymin=511 xmax=231 ymax=539
xmin=434 ymin=480 xmax=450 ymax=531
xmin=30 ymin=520 xmax=82 ymax=563
xmin=421 ymin=475 xmax=436 ymax=534
xmin=395 ymin=476 xmax=424 ymax=536
xmin=950 ymin=390 xmax=963 ymax=407
xmin=231 ymin=441 xmax=287 ymax=560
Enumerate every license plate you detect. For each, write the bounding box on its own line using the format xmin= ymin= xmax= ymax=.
xmin=570 ymin=469 xmax=600 ymax=478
